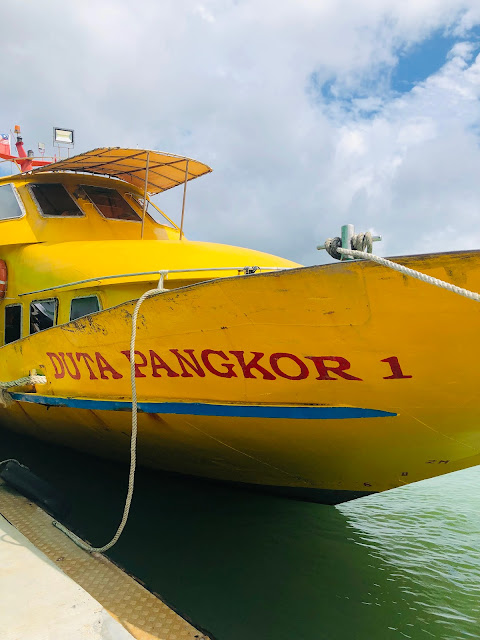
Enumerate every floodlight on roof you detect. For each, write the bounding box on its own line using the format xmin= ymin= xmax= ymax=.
xmin=38 ymin=142 xmax=45 ymax=152
xmin=53 ymin=127 xmax=74 ymax=145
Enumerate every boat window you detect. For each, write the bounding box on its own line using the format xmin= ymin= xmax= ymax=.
xmin=4 ymin=304 xmax=22 ymax=344
xmin=30 ymin=298 xmax=58 ymax=334
xmin=81 ymin=185 xmax=141 ymax=221
xmin=70 ymin=295 xmax=100 ymax=321
xmin=29 ymin=184 xmax=83 ymax=217
xmin=0 ymin=184 xmax=25 ymax=221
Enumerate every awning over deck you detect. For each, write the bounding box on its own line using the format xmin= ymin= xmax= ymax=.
xmin=29 ymin=147 xmax=212 ymax=195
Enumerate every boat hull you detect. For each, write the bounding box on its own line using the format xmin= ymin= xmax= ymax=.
xmin=1 ymin=251 xmax=480 ymax=503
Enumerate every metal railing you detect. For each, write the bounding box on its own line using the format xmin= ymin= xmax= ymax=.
xmin=19 ymin=265 xmax=288 ymax=297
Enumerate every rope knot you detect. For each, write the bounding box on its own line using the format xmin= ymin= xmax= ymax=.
xmin=351 ymin=231 xmax=373 ymax=253
xmin=324 ymin=237 xmax=343 ymax=261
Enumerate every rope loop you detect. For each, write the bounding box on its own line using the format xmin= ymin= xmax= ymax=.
xmin=53 ymin=287 xmax=166 ymax=553
xmin=351 ymin=231 xmax=373 ymax=253
xmin=0 ymin=373 xmax=47 ymax=408
xmin=324 ymin=237 xmax=343 ymax=260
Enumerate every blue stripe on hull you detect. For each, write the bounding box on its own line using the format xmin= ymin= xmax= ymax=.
xmin=10 ymin=393 xmax=396 ymax=420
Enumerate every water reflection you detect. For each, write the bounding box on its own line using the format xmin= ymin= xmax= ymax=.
xmin=0 ymin=427 xmax=478 ymax=640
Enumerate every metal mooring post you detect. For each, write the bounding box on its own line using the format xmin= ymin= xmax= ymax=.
xmin=316 ymin=224 xmax=382 ymax=258
xmin=341 ymin=224 xmax=355 ymax=260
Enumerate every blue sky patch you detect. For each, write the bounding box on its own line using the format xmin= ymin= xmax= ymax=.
xmin=311 ymin=25 xmax=480 ymax=112
xmin=0 ymin=165 xmax=13 ymax=177
xmin=391 ymin=30 xmax=476 ymax=93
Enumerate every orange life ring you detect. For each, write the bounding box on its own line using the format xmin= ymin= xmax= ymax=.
xmin=0 ymin=260 xmax=7 ymax=299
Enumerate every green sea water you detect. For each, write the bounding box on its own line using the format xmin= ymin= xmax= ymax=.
xmin=0 ymin=428 xmax=479 ymax=640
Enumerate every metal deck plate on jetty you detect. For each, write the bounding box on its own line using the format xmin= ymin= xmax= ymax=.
xmin=0 ymin=481 xmax=209 ymax=640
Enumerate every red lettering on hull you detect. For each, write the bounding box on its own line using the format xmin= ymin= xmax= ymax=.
xmin=76 ymin=352 xmax=98 ymax=379
xmin=150 ymin=350 xmax=179 ymax=377
xmin=201 ymin=350 xmax=237 ymax=378
xmin=121 ymin=350 xmax=149 ymax=377
xmin=95 ymin=353 xmax=123 ymax=379
xmin=270 ymin=353 xmax=309 ymax=380
xmin=46 ymin=352 xmax=65 ymax=379
xmin=381 ymin=356 xmax=412 ymax=379
xmin=305 ymin=356 xmax=362 ymax=381
xmin=229 ymin=351 xmax=276 ymax=380
xmin=170 ymin=349 xmax=205 ymax=377
xmin=43 ymin=348 xmax=413 ymax=384
xmin=58 ymin=352 xmax=81 ymax=380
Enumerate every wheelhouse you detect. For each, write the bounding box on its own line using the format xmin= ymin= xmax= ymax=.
xmin=0 ymin=147 xmax=294 ymax=348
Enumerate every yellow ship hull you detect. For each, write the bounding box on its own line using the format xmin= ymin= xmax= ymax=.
xmin=1 ymin=251 xmax=480 ymax=503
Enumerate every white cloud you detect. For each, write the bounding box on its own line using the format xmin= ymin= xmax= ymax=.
xmin=319 ymin=40 xmax=480 ymax=258
xmin=0 ymin=0 xmax=479 ymax=265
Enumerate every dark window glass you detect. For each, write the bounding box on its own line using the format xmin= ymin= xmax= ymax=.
xmin=5 ymin=305 xmax=22 ymax=344
xmin=70 ymin=295 xmax=100 ymax=321
xmin=0 ymin=184 xmax=24 ymax=220
xmin=30 ymin=299 xmax=58 ymax=334
xmin=30 ymin=184 xmax=83 ymax=217
xmin=82 ymin=185 xmax=141 ymax=221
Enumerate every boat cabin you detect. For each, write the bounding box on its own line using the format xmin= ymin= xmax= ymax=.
xmin=0 ymin=147 xmax=296 ymax=348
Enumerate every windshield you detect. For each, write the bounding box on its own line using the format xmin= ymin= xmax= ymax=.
xmin=81 ymin=185 xmax=141 ymax=221
xmin=30 ymin=183 xmax=83 ymax=217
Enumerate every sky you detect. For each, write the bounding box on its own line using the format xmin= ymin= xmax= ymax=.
xmin=1 ymin=0 xmax=480 ymax=265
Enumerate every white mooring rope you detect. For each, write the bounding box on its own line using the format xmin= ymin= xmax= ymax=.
xmin=0 ymin=374 xmax=47 ymax=408
xmin=53 ymin=287 xmax=164 ymax=553
xmin=325 ymin=231 xmax=480 ymax=303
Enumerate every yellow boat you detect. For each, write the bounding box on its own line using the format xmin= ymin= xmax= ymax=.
xmin=0 ymin=136 xmax=479 ymax=504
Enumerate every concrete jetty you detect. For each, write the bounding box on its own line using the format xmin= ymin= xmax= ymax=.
xmin=0 ymin=480 xmax=209 ymax=640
